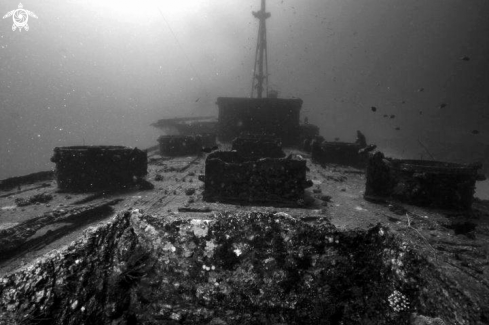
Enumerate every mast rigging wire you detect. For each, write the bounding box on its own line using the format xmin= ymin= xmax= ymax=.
xmin=156 ymin=5 xmax=209 ymax=98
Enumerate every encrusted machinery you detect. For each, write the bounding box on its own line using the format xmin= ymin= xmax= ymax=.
xmin=153 ymin=116 xmax=217 ymax=156
xmin=365 ymin=151 xmax=484 ymax=210
xmin=311 ymin=132 xmax=374 ymax=168
xmin=51 ymin=146 xmax=147 ymax=191
xmin=202 ymin=151 xmax=311 ymax=204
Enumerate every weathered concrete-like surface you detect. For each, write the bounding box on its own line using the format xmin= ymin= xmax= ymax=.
xmin=0 ymin=210 xmax=135 ymax=325
xmin=1 ymin=209 xmax=487 ymax=324
xmin=130 ymin=211 xmax=423 ymax=324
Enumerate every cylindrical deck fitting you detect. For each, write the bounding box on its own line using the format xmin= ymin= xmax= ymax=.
xmin=365 ymin=151 xmax=482 ymax=210
xmin=203 ymin=151 xmax=311 ymax=204
xmin=51 ymin=146 xmax=147 ymax=191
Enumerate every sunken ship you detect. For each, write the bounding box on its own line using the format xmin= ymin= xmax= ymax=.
xmin=1 ymin=1 xmax=488 ymax=324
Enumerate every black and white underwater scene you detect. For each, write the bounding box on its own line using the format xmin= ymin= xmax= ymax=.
xmin=0 ymin=0 xmax=488 ymax=324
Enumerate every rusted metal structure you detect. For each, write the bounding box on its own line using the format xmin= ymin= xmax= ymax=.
xmin=198 ymin=0 xmax=316 ymax=202
xmin=151 ymin=0 xmax=319 ymax=148
xmin=51 ymin=146 xmax=147 ymax=191
xmin=202 ymin=151 xmax=311 ymax=204
xmin=150 ymin=101 xmax=317 ymax=148
xmin=2 ymin=2 xmax=489 ymax=323
xmin=364 ymin=151 xmax=483 ymax=210
xmin=212 ymin=0 xmax=318 ymax=146
xmin=216 ymin=97 xmax=304 ymax=145
xmin=251 ymin=0 xmax=270 ymax=98
xmin=152 ymin=117 xmax=217 ymax=156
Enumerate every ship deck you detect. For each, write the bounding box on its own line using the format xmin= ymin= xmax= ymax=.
xmin=1 ymin=148 xmax=488 ymax=300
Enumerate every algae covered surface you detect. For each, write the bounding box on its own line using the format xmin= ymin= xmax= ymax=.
xmin=128 ymin=210 xmax=426 ymax=324
xmin=0 ymin=209 xmax=486 ymax=324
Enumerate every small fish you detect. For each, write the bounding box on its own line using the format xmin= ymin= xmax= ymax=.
xmin=439 ymin=103 xmax=447 ymax=109
xmin=371 ymin=106 xmax=377 ymax=112
xmin=390 ymin=115 xmax=395 ymax=119
xmin=460 ymin=56 xmax=470 ymax=61
xmin=195 ymin=98 xmax=200 ymax=102
xmin=395 ymin=127 xmax=400 ymax=131
xmin=419 ymin=111 xmax=423 ymax=115
xmin=417 ymin=88 xmax=425 ymax=92
xmin=383 ymin=114 xmax=388 ymax=118
xmin=401 ymin=100 xmax=406 ymax=104
xmin=201 ymin=145 xmax=219 ymax=153
xmin=334 ymin=137 xmax=340 ymax=141
xmin=472 ymin=130 xmax=480 ymax=135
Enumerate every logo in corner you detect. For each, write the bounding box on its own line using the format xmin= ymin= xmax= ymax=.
xmin=3 ymin=3 xmax=38 ymax=32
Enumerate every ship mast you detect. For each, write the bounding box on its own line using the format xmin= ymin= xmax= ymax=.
xmin=251 ymin=0 xmax=271 ymax=99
